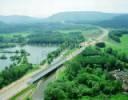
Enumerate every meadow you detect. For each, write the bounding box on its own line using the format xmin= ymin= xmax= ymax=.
xmin=106 ymin=34 xmax=128 ymax=54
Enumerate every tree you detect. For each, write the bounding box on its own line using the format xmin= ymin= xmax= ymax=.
xmin=45 ymin=86 xmax=67 ymax=100
xmin=96 ymin=42 xmax=106 ymax=48
xmin=105 ymin=47 xmax=113 ymax=54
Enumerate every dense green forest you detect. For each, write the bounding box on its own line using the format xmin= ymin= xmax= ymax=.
xmin=27 ymin=31 xmax=84 ymax=45
xmin=44 ymin=46 xmax=128 ymax=100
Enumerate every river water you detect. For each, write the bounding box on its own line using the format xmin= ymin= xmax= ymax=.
xmin=0 ymin=45 xmax=57 ymax=71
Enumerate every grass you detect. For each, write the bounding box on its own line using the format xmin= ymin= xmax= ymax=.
xmin=27 ymin=65 xmax=40 ymax=74
xmin=9 ymin=62 xmax=48 ymax=99
xmin=56 ymin=65 xmax=66 ymax=80
xmin=63 ymin=48 xmax=77 ymax=57
xmin=110 ymin=93 xmax=128 ymax=100
xmin=106 ymin=34 xmax=128 ymax=54
xmin=82 ymin=28 xmax=102 ymax=40
xmin=81 ymin=93 xmax=128 ymax=100
xmin=10 ymin=84 xmax=37 ymax=100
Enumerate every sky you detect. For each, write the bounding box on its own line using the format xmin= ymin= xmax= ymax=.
xmin=0 ymin=0 xmax=128 ymax=17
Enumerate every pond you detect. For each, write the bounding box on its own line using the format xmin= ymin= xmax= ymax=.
xmin=0 ymin=45 xmax=57 ymax=71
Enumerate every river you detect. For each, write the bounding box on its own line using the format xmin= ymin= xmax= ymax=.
xmin=0 ymin=45 xmax=57 ymax=71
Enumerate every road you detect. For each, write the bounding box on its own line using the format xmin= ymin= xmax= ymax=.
xmin=32 ymin=73 xmax=56 ymax=100
xmin=0 ymin=27 xmax=108 ymax=100
xmin=32 ymin=27 xmax=109 ymax=100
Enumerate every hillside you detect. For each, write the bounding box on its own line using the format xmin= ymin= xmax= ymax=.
xmin=45 ymin=12 xmax=128 ymax=28
xmin=0 ymin=11 xmax=128 ymax=33
xmin=46 ymin=11 xmax=119 ymax=23
xmin=97 ymin=14 xmax=128 ymax=27
xmin=0 ymin=15 xmax=41 ymax=24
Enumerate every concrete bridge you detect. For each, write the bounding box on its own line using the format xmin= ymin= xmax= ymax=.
xmin=29 ymin=59 xmax=66 ymax=83
xmin=28 ymin=46 xmax=86 ymax=84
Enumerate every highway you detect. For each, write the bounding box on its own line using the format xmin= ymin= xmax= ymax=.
xmin=29 ymin=59 xmax=66 ymax=83
xmin=31 ymin=28 xmax=108 ymax=100
xmin=0 ymin=27 xmax=108 ymax=100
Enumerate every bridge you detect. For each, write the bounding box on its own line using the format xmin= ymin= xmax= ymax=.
xmin=29 ymin=59 xmax=66 ymax=83
xmin=0 ymin=28 xmax=108 ymax=100
xmin=28 ymin=47 xmax=86 ymax=84
xmin=28 ymin=31 xmax=107 ymax=84
xmin=28 ymin=28 xmax=109 ymax=84
xmin=28 ymin=28 xmax=108 ymax=84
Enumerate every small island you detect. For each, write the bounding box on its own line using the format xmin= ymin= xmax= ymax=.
xmin=0 ymin=54 xmax=7 ymax=59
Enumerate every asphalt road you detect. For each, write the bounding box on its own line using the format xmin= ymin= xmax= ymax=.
xmin=32 ymin=73 xmax=56 ymax=100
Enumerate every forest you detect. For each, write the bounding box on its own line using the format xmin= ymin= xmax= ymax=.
xmin=45 ymin=46 xmax=128 ymax=100
xmin=27 ymin=31 xmax=84 ymax=45
xmin=0 ymin=50 xmax=32 ymax=89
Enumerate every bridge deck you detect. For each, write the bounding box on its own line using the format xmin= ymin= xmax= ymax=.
xmin=29 ymin=47 xmax=86 ymax=84
xmin=29 ymin=59 xmax=66 ymax=83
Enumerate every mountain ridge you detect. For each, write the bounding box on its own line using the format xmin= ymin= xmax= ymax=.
xmin=0 ymin=11 xmax=128 ymax=28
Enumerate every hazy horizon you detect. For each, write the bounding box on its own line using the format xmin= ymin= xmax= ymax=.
xmin=0 ymin=0 xmax=128 ymax=17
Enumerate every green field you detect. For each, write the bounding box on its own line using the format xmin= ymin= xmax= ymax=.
xmin=10 ymin=84 xmax=36 ymax=100
xmin=81 ymin=93 xmax=128 ymax=100
xmin=106 ymin=34 xmax=128 ymax=54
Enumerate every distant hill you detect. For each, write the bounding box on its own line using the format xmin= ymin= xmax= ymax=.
xmin=45 ymin=11 xmax=128 ymax=27
xmin=97 ymin=14 xmax=128 ymax=27
xmin=46 ymin=11 xmax=128 ymax=28
xmin=0 ymin=15 xmax=41 ymax=24
xmin=0 ymin=11 xmax=128 ymax=30
xmin=45 ymin=11 xmax=119 ymax=23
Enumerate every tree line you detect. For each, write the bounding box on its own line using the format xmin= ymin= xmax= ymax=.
xmin=27 ymin=31 xmax=84 ymax=45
